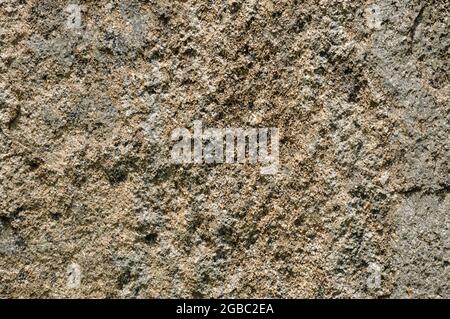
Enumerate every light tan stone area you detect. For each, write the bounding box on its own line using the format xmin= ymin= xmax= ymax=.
xmin=0 ymin=0 xmax=448 ymax=298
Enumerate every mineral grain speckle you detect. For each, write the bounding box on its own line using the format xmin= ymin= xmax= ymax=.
xmin=0 ymin=0 xmax=448 ymax=298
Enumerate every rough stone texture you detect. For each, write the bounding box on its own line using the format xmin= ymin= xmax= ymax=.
xmin=0 ymin=0 xmax=448 ymax=298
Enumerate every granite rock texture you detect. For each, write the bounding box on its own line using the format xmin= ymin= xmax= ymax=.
xmin=0 ymin=0 xmax=448 ymax=298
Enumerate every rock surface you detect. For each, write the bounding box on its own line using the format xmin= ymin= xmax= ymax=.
xmin=0 ymin=0 xmax=448 ymax=298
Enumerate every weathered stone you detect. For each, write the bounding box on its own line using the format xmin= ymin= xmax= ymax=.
xmin=0 ymin=0 xmax=448 ymax=298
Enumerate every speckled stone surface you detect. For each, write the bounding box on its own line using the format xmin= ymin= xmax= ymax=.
xmin=0 ymin=0 xmax=448 ymax=298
